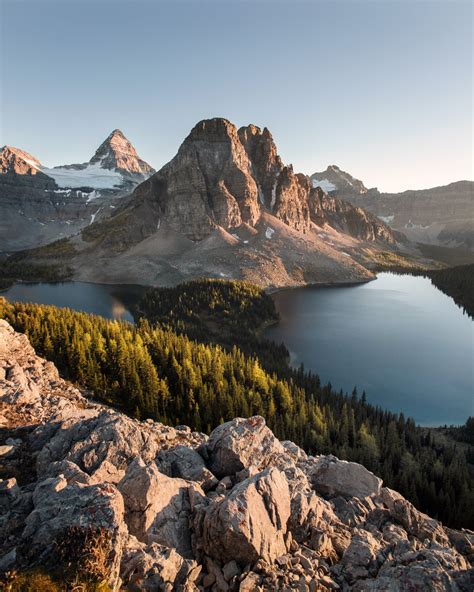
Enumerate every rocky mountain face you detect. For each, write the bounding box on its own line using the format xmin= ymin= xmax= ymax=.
xmin=132 ymin=119 xmax=387 ymax=243
xmin=1 ymin=320 xmax=473 ymax=591
xmin=0 ymin=146 xmax=46 ymax=178
xmin=0 ymin=132 xmax=154 ymax=252
xmin=312 ymin=166 xmax=474 ymax=251
xmin=309 ymin=187 xmax=396 ymax=244
xmin=43 ymin=118 xmax=407 ymax=288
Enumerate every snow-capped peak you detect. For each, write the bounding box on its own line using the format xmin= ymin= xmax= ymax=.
xmin=89 ymin=129 xmax=155 ymax=176
xmin=42 ymin=130 xmax=155 ymax=191
xmin=1 ymin=131 xmax=155 ymax=193
xmin=310 ymin=165 xmax=368 ymax=195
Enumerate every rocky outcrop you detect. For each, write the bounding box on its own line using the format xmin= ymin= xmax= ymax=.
xmin=309 ymin=186 xmax=396 ymax=244
xmin=119 ymin=458 xmax=204 ymax=557
xmin=237 ymin=124 xmax=283 ymax=209
xmin=204 ymin=415 xmax=285 ymax=478
xmin=195 ymin=468 xmax=290 ymax=565
xmin=1 ymin=321 xmax=472 ymax=591
xmin=306 ymin=455 xmax=383 ymax=499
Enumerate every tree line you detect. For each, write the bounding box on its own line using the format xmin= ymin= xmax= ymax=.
xmin=0 ymin=282 xmax=473 ymax=530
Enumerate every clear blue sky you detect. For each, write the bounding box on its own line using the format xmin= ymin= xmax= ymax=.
xmin=1 ymin=0 xmax=472 ymax=192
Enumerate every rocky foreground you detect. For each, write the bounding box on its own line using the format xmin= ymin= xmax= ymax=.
xmin=0 ymin=320 xmax=473 ymax=591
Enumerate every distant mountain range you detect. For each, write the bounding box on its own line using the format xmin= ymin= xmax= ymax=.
xmin=6 ymin=117 xmax=437 ymax=290
xmin=311 ymin=166 xmax=474 ymax=250
xmin=0 ymin=130 xmax=155 ymax=251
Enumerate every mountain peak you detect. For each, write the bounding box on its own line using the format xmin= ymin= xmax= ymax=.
xmin=186 ymin=118 xmax=238 ymax=143
xmin=311 ymin=165 xmax=368 ymax=195
xmin=0 ymin=145 xmax=42 ymax=175
xmin=89 ymin=129 xmax=155 ymax=177
xmin=109 ymin=128 xmax=126 ymax=137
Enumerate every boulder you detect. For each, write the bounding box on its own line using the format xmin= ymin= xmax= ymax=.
xmin=36 ymin=410 xmax=161 ymax=484
xmin=156 ymin=445 xmax=218 ymax=491
xmin=119 ymin=457 xmax=205 ymax=558
xmin=307 ymin=455 xmax=382 ymax=499
xmin=205 ymin=416 xmax=285 ymax=478
xmin=197 ymin=467 xmax=290 ymax=565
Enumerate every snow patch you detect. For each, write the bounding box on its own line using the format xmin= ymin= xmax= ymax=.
xmin=405 ymin=220 xmax=432 ymax=230
xmin=86 ymin=190 xmax=101 ymax=203
xmin=90 ymin=208 xmax=101 ymax=225
xmin=258 ymin=186 xmax=265 ymax=205
xmin=43 ymin=162 xmax=124 ymax=190
xmin=378 ymin=215 xmax=394 ymax=224
xmin=312 ymin=178 xmax=336 ymax=192
xmin=265 ymin=227 xmax=275 ymax=239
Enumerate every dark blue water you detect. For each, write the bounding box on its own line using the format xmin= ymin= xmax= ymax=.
xmin=3 ymin=274 xmax=473 ymax=425
xmin=266 ymin=273 xmax=474 ymax=426
xmin=2 ymin=281 xmax=146 ymax=323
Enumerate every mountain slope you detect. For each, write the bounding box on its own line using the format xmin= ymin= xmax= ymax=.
xmin=21 ymin=117 xmax=418 ymax=289
xmin=0 ymin=319 xmax=472 ymax=591
xmin=0 ymin=131 xmax=154 ymax=252
xmin=311 ymin=166 xmax=474 ymax=251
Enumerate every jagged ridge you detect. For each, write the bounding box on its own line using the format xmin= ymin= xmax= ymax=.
xmin=128 ymin=118 xmax=394 ymax=244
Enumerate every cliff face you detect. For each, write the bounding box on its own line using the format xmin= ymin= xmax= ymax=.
xmin=309 ymin=187 xmax=396 ymax=244
xmin=1 ymin=320 xmax=472 ymax=591
xmin=129 ymin=118 xmax=394 ymax=244
xmin=134 ymin=118 xmax=261 ymax=241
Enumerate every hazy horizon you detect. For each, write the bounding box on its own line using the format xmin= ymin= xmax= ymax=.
xmin=1 ymin=0 xmax=472 ymax=192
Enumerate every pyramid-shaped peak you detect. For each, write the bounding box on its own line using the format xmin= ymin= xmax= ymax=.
xmin=89 ymin=129 xmax=155 ymax=177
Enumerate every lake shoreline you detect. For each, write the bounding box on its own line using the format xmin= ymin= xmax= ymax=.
xmin=265 ymin=272 xmax=473 ymax=427
xmin=2 ymin=274 xmax=472 ymax=428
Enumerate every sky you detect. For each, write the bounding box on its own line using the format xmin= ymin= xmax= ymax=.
xmin=0 ymin=0 xmax=472 ymax=192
